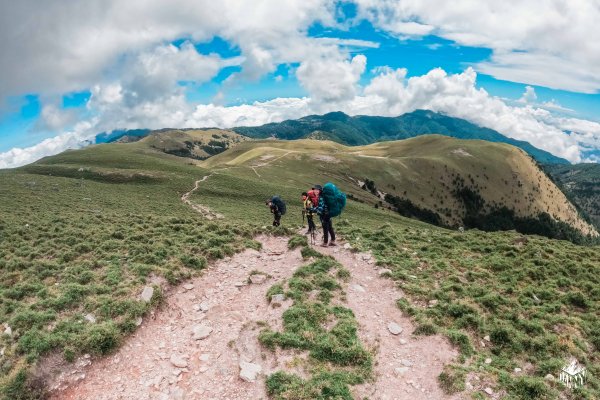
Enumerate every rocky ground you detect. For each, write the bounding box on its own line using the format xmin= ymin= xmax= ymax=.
xmin=46 ymin=233 xmax=462 ymax=400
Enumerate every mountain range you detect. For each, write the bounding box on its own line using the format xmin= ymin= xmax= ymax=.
xmin=232 ymin=110 xmax=569 ymax=165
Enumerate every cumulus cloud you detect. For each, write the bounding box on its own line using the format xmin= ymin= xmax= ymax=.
xmin=0 ymin=1 xmax=599 ymax=167
xmin=4 ymin=65 xmax=599 ymax=168
xmin=297 ymin=54 xmax=366 ymax=104
xmin=354 ymin=0 xmax=600 ymax=93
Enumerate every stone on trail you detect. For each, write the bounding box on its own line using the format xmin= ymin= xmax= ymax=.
xmin=84 ymin=314 xmax=96 ymax=323
xmin=3 ymin=325 xmax=11 ymax=336
xmin=192 ymin=324 xmax=213 ymax=340
xmin=378 ymin=268 xmax=392 ymax=276
xmin=169 ymin=354 xmax=188 ymax=368
xmin=388 ymin=322 xmax=403 ymax=335
xmin=484 ymin=387 xmax=494 ymax=395
xmin=249 ymin=274 xmax=267 ymax=284
xmin=271 ymin=294 xmax=285 ymax=307
xmin=401 ymin=359 xmax=413 ymax=367
xmin=343 ymin=243 xmax=352 ymax=250
xmin=199 ymin=302 xmax=210 ymax=312
xmin=395 ymin=366 xmax=410 ymax=375
xmin=352 ymin=284 xmax=366 ymax=293
xmin=183 ymin=283 xmax=195 ymax=291
xmin=140 ymin=286 xmax=154 ymax=303
xmin=239 ymin=361 xmax=262 ymax=382
xmin=485 ymin=358 xmax=492 ymax=364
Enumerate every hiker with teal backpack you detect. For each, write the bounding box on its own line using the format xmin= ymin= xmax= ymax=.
xmin=266 ymin=196 xmax=286 ymax=227
xmin=312 ymin=183 xmax=346 ymax=247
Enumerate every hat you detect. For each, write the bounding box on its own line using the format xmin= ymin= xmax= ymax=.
xmin=314 ymin=184 xmax=323 ymax=191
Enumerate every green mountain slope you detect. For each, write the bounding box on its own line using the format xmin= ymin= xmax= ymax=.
xmin=202 ymin=136 xmax=596 ymax=240
xmin=543 ymin=163 xmax=600 ymax=229
xmin=233 ymin=110 xmax=569 ymax=164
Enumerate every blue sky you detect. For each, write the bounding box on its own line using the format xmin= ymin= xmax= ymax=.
xmin=1 ymin=1 xmax=599 ymax=167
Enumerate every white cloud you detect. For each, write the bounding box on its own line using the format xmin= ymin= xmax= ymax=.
xmin=0 ymin=1 xmax=599 ymax=168
xmin=354 ymin=0 xmax=600 ymax=93
xmin=297 ymin=54 xmax=366 ymax=104
xmin=4 ymin=65 xmax=599 ymax=168
xmin=518 ymin=86 xmax=537 ymax=104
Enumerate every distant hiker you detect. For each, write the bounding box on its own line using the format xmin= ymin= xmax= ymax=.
xmin=267 ymin=196 xmax=286 ymax=227
xmin=312 ymin=183 xmax=346 ymax=247
xmin=302 ymin=191 xmax=316 ymax=234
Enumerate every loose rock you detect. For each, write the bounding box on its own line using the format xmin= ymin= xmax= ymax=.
xmin=84 ymin=314 xmax=96 ymax=324
xmin=271 ymin=294 xmax=285 ymax=307
xmin=484 ymin=387 xmax=494 ymax=395
xmin=192 ymin=324 xmax=213 ymax=340
xmin=485 ymin=358 xmax=492 ymax=364
xmin=249 ymin=274 xmax=267 ymax=284
xmin=140 ymin=286 xmax=154 ymax=303
xmin=352 ymin=284 xmax=366 ymax=293
xmin=169 ymin=354 xmax=188 ymax=368
xmin=183 ymin=283 xmax=195 ymax=291
xmin=388 ymin=322 xmax=403 ymax=335
xmin=239 ymin=361 xmax=262 ymax=382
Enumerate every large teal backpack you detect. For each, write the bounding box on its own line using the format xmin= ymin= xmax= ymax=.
xmin=322 ymin=183 xmax=346 ymax=218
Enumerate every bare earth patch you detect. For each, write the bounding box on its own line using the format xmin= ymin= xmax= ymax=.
xmin=319 ymin=245 xmax=460 ymax=400
xmin=50 ymin=236 xmax=303 ymax=400
xmin=311 ymin=154 xmax=339 ymax=163
xmin=49 ymin=237 xmax=461 ymax=400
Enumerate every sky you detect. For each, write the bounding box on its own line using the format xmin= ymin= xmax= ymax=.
xmin=1 ymin=0 xmax=600 ymax=168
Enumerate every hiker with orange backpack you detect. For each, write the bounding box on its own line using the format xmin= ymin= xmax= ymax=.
xmin=302 ymin=192 xmax=316 ymax=234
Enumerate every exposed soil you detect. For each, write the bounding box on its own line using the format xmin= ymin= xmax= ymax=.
xmin=47 ymin=234 xmax=462 ymax=400
xmin=180 ymin=175 xmax=224 ymax=220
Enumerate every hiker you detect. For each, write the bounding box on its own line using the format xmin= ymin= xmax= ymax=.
xmin=311 ymin=183 xmax=346 ymax=247
xmin=302 ymin=191 xmax=316 ymax=234
xmin=266 ymin=196 xmax=286 ymax=227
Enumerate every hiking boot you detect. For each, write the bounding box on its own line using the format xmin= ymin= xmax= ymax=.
xmin=329 ymin=241 xmax=337 ymax=247
xmin=305 ymin=230 xmax=311 ymax=235
xmin=321 ymin=242 xmax=329 ymax=247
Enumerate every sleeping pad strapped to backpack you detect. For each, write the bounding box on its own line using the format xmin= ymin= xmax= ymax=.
xmin=321 ymin=183 xmax=346 ymax=217
xmin=271 ymin=196 xmax=286 ymax=215
xmin=307 ymin=189 xmax=319 ymax=207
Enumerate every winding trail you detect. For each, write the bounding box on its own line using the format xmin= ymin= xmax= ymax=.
xmin=180 ymin=174 xmax=223 ymax=220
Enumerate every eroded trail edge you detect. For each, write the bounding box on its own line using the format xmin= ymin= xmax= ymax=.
xmin=50 ymin=236 xmax=459 ymax=400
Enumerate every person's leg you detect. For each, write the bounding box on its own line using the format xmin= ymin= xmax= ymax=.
xmin=321 ymin=217 xmax=329 ymax=245
xmin=329 ymin=220 xmax=336 ymax=246
xmin=308 ymin=215 xmax=316 ymax=232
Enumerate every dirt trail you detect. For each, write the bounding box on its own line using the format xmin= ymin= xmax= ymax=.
xmin=51 ymin=236 xmax=303 ymax=400
xmin=180 ymin=175 xmax=224 ymax=220
xmin=319 ymin=244 xmax=460 ymax=399
xmin=49 ymin=235 xmax=461 ymax=400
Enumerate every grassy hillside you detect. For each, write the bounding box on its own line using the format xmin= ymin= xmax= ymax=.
xmin=0 ymin=134 xmax=598 ymax=399
xmin=140 ymin=128 xmax=247 ymax=160
xmin=543 ymin=163 xmax=600 ymax=229
xmin=201 ymin=136 xmax=596 ymax=240
xmin=0 ymin=142 xmax=261 ymax=397
xmin=233 ymin=110 xmax=569 ymax=165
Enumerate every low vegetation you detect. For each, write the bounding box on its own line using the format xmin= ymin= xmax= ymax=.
xmin=338 ymin=222 xmax=600 ymax=399
xmin=260 ymin=256 xmax=372 ymax=399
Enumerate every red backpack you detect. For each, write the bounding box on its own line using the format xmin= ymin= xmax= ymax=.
xmin=307 ymin=189 xmax=319 ymax=207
